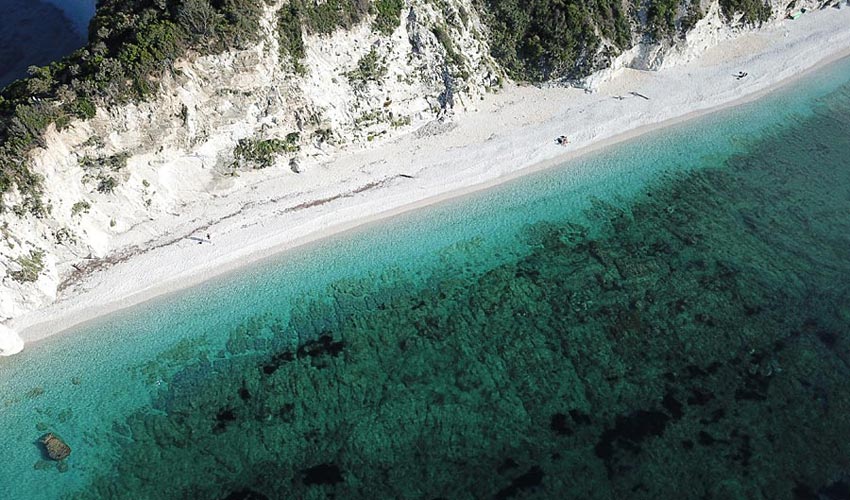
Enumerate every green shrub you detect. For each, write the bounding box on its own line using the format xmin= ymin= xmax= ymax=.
xmin=646 ymin=0 xmax=680 ymax=40
xmin=719 ymin=0 xmax=772 ymax=24
xmin=278 ymin=4 xmax=306 ymax=71
xmin=680 ymin=2 xmax=705 ymax=33
xmin=71 ymin=200 xmax=91 ymax=216
xmin=373 ymin=0 xmax=405 ymax=35
xmin=296 ymin=0 xmax=371 ymax=34
xmin=71 ymin=98 xmax=98 ymax=120
xmin=432 ymin=25 xmax=465 ymax=69
xmin=97 ymin=175 xmax=119 ymax=194
xmin=10 ymin=250 xmax=45 ymax=283
xmin=234 ymin=138 xmax=290 ymax=169
xmin=347 ymin=49 xmax=388 ymax=87
xmin=277 ymin=0 xmax=373 ymax=70
xmin=478 ymin=0 xmax=628 ymax=81
xmin=81 ymin=153 xmax=129 ymax=172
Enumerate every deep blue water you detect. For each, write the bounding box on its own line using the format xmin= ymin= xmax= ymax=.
xmin=0 ymin=0 xmax=91 ymax=88
xmin=1 ymin=56 xmax=850 ymax=499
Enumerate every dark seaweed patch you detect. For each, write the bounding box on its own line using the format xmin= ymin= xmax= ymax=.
xmin=261 ymin=351 xmax=294 ymax=375
xmin=687 ymin=387 xmax=715 ymax=406
xmin=550 ymin=413 xmax=573 ymax=435
xmin=595 ymin=410 xmax=671 ymax=471
xmin=213 ymin=408 xmax=237 ymax=433
xmin=820 ymin=480 xmax=850 ymax=500
xmin=497 ymin=458 xmax=519 ymax=475
xmin=494 ymin=466 xmax=544 ymax=500
xmin=569 ymin=409 xmax=592 ymax=426
xmin=301 ymin=463 xmax=344 ymax=486
xmin=662 ymin=391 xmax=684 ymax=419
xmin=297 ymin=334 xmax=346 ymax=360
xmin=220 ymin=489 xmax=269 ymax=500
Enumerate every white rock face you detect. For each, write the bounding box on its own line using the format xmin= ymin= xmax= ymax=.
xmin=0 ymin=324 xmax=24 ymax=356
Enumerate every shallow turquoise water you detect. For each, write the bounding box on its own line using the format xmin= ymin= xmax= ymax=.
xmin=2 ymin=57 xmax=850 ymax=499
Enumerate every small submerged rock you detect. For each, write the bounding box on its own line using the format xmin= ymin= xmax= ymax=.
xmin=40 ymin=433 xmax=71 ymax=461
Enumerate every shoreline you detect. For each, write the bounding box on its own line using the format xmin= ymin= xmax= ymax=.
xmin=7 ymin=7 xmax=850 ymax=353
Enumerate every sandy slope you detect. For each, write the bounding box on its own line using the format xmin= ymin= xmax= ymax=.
xmin=5 ymin=5 xmax=850 ymax=353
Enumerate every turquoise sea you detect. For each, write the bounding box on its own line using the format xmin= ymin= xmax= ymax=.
xmin=2 ymin=56 xmax=850 ymax=499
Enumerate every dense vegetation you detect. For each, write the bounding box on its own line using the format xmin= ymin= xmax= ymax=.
xmin=277 ymin=0 xmax=404 ymax=70
xmin=719 ymin=0 xmax=772 ymax=24
xmin=233 ymin=133 xmax=300 ymax=169
xmin=478 ymin=0 xmax=632 ymax=81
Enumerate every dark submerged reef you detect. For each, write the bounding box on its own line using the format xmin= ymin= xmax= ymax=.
xmin=74 ymin=84 xmax=850 ymax=499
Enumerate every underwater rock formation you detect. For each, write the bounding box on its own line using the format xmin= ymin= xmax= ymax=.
xmin=39 ymin=433 xmax=71 ymax=461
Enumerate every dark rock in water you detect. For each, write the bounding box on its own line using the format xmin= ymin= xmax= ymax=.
xmin=221 ymin=489 xmax=269 ymax=500
xmin=301 ymin=463 xmax=344 ymax=486
xmin=39 ymin=433 xmax=71 ymax=461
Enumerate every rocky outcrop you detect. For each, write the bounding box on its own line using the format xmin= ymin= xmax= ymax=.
xmin=40 ymin=433 xmax=71 ymax=461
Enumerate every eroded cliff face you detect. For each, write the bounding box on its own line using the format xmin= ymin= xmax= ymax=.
xmin=0 ymin=0 xmax=501 ymax=323
xmin=0 ymin=0 xmax=840 ymax=338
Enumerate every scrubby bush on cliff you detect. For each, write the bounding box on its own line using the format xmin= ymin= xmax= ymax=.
xmin=478 ymin=0 xmax=631 ymax=81
xmin=373 ymin=0 xmax=405 ymax=35
xmin=719 ymin=0 xmax=772 ymax=25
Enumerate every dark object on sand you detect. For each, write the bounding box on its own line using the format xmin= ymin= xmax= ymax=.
xmin=556 ymin=135 xmax=570 ymax=146
xmin=629 ymin=92 xmax=650 ymax=100
xmin=40 ymin=433 xmax=71 ymax=461
xmin=735 ymin=71 xmax=749 ymax=80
